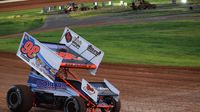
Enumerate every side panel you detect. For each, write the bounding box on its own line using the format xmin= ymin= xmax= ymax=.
xmin=90 ymin=82 xmax=118 ymax=96
xmin=17 ymin=32 xmax=63 ymax=82
xmin=28 ymin=72 xmax=78 ymax=96
xmin=81 ymin=79 xmax=98 ymax=103
xmin=104 ymin=79 xmax=120 ymax=101
xmin=104 ymin=79 xmax=120 ymax=95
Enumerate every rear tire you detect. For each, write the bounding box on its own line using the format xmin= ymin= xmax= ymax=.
xmin=64 ymin=96 xmax=86 ymax=112
xmin=111 ymin=99 xmax=121 ymax=112
xmin=101 ymin=98 xmax=121 ymax=112
xmin=7 ymin=85 xmax=33 ymax=112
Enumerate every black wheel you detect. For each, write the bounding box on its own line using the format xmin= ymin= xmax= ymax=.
xmin=111 ymin=99 xmax=121 ymax=112
xmin=7 ymin=85 xmax=33 ymax=112
xmin=101 ymin=98 xmax=121 ymax=112
xmin=64 ymin=96 xmax=86 ymax=112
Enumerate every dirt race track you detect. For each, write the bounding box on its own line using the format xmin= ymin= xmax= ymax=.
xmin=0 ymin=52 xmax=200 ymax=112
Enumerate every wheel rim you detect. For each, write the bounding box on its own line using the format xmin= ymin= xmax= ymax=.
xmin=9 ymin=92 xmax=19 ymax=106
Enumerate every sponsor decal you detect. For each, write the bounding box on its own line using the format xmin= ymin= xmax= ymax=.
xmin=57 ymin=52 xmax=82 ymax=60
xmin=87 ymin=45 xmax=101 ymax=56
xmin=81 ymin=79 xmax=98 ymax=102
xmin=97 ymin=87 xmax=109 ymax=91
xmin=72 ymin=37 xmax=82 ymax=49
xmin=65 ymin=31 xmax=72 ymax=43
xmin=20 ymin=53 xmax=30 ymax=62
xmin=33 ymin=56 xmax=56 ymax=81
xmin=65 ymin=31 xmax=82 ymax=49
xmin=83 ymin=84 xmax=96 ymax=95
xmin=36 ymin=80 xmax=66 ymax=89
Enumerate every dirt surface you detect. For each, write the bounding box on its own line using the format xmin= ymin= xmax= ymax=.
xmin=0 ymin=52 xmax=200 ymax=112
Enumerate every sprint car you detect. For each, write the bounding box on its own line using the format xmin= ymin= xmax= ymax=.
xmin=6 ymin=27 xmax=120 ymax=112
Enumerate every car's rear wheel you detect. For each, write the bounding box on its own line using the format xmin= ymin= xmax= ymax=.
xmin=101 ymin=98 xmax=121 ymax=112
xmin=64 ymin=96 xmax=86 ymax=112
xmin=111 ymin=99 xmax=121 ymax=112
xmin=7 ymin=85 xmax=33 ymax=112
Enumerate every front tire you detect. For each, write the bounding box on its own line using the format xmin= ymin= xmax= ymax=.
xmin=64 ymin=96 xmax=86 ymax=112
xmin=7 ymin=85 xmax=33 ymax=112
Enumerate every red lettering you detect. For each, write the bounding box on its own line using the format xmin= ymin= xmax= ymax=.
xmin=21 ymin=41 xmax=40 ymax=59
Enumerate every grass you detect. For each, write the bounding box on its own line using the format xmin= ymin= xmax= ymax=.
xmin=189 ymin=0 xmax=200 ymax=4
xmin=0 ymin=19 xmax=200 ymax=66
xmin=0 ymin=9 xmax=45 ymax=36
xmin=78 ymin=0 xmax=200 ymax=6
xmin=69 ymin=6 xmax=131 ymax=19
xmin=104 ymin=0 xmax=170 ymax=4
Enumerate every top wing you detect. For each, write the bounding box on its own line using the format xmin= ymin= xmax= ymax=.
xmin=60 ymin=27 xmax=104 ymax=75
xmin=42 ymin=42 xmax=97 ymax=69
